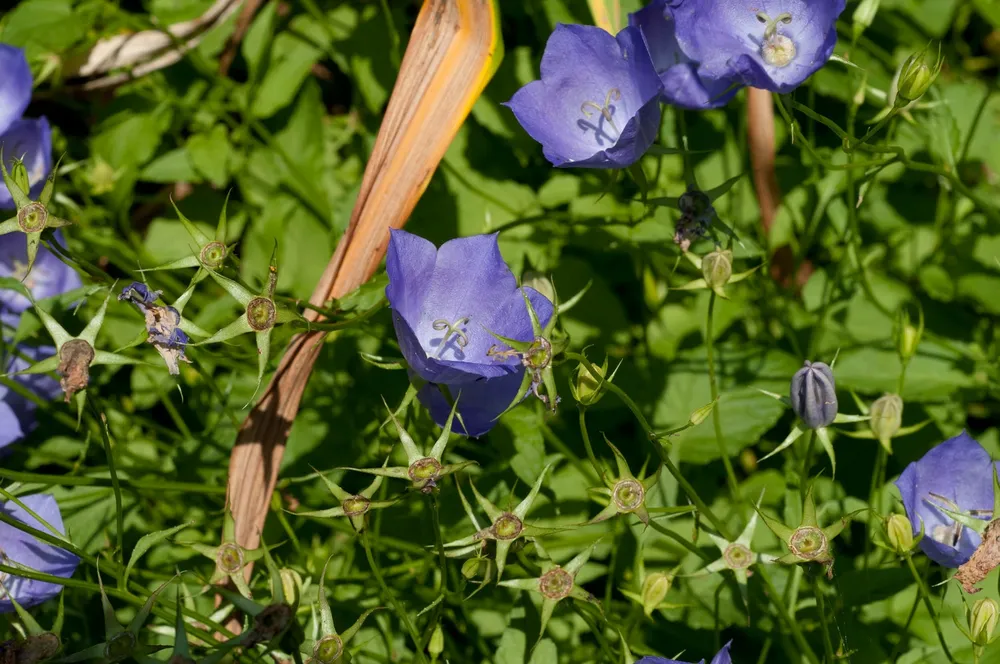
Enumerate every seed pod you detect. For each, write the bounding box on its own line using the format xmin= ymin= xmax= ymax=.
xmin=428 ymin=624 xmax=445 ymax=658
xmin=789 ymin=360 xmax=838 ymax=429
xmin=870 ymin=394 xmax=903 ymax=450
xmin=970 ymin=598 xmax=999 ymax=646
xmin=702 ymin=248 xmax=733 ymax=292
xmin=884 ymin=514 xmax=914 ymax=554
xmin=640 ymin=572 xmax=671 ymax=617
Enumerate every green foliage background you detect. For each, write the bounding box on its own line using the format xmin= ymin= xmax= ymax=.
xmin=4 ymin=0 xmax=1000 ymax=662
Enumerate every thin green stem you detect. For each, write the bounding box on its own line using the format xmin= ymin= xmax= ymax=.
xmin=756 ymin=566 xmax=822 ymax=664
xmin=706 ymin=290 xmax=739 ymax=497
xmin=904 ymin=553 xmax=956 ymax=663
xmin=565 ymin=352 xmax=733 ymax=540
xmin=91 ymin=401 xmax=124 ymax=582
xmin=0 ymin=468 xmax=227 ymax=495
xmin=799 ymin=430 xmax=816 ymax=485
xmin=361 ymin=530 xmax=430 ymax=664
xmin=578 ymin=407 xmax=606 ymax=481
xmin=959 ymin=88 xmax=993 ymax=165
xmin=813 ymin=575 xmax=836 ymax=663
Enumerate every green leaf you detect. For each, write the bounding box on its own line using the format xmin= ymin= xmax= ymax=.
xmin=186 ymin=125 xmax=232 ymax=188
xmin=124 ymin=522 xmax=192 ymax=586
xmin=0 ymin=0 xmax=88 ymax=58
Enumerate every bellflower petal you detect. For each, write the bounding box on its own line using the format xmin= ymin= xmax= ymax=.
xmin=0 ymin=116 xmax=53 ymax=209
xmin=386 ymin=230 xmax=554 ymax=436
xmin=637 ymin=641 xmax=732 ymax=664
xmin=0 ymin=494 xmax=79 ymax=612
xmin=671 ymin=0 xmax=845 ymax=93
xmin=0 ymin=228 xmax=82 ymax=319
xmin=0 ymin=45 xmax=32 ymax=136
xmin=386 ymin=229 xmax=553 ymax=384
xmin=895 ymin=431 xmax=1000 ymax=568
xmin=504 ymin=24 xmax=662 ymax=168
xmin=0 ymin=345 xmax=60 ymax=450
xmin=629 ymin=0 xmax=741 ymax=109
xmin=417 ymin=372 xmax=528 ymax=438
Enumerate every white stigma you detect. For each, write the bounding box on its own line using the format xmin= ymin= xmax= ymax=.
xmin=931 ymin=521 xmax=961 ymax=547
xmin=761 ymin=33 xmax=796 ymax=67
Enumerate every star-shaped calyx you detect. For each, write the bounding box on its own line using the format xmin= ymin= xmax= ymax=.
xmin=300 ymin=557 xmax=381 ymax=663
xmin=140 ymin=197 xmax=233 ymax=286
xmin=0 ymin=153 xmax=72 ymax=275
xmin=486 ymin=289 xmax=565 ymax=415
xmin=293 ymin=464 xmax=400 ymax=533
xmin=344 ymin=397 xmax=475 ymax=494
xmin=194 ymin=247 xmax=298 ymax=399
xmin=59 ymin=570 xmax=172 ymax=664
xmin=212 ymin=540 xmax=300 ymax=652
xmin=9 ymin=287 xmax=141 ymax=419
xmin=691 ymin=492 xmax=775 ymax=608
xmin=756 ymin=487 xmax=849 ymax=578
xmin=498 ymin=540 xmax=601 ymax=642
xmin=444 ymin=464 xmax=561 ymax=581
xmin=0 ymin=585 xmax=64 ymax=664
xmin=185 ymin=508 xmax=263 ymax=599
xmin=588 ymin=436 xmax=660 ymax=525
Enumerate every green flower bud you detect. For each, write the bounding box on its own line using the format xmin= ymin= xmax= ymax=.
xmin=10 ymin=158 xmax=30 ymax=199
xmin=279 ymin=568 xmax=302 ymax=608
xmin=571 ymin=357 xmax=610 ymax=406
xmin=429 ymin=624 xmax=445 ymax=658
xmin=884 ymin=514 xmax=914 ymax=555
xmin=640 ymin=572 xmax=672 ymax=617
xmin=895 ymin=306 xmax=923 ymax=362
xmin=892 ymin=44 xmax=942 ymax=107
xmin=688 ymin=400 xmax=716 ymax=427
xmin=970 ymin=598 xmax=999 ymax=647
xmin=870 ymin=393 xmax=903 ymax=451
xmin=702 ymin=248 xmax=733 ymax=292
xmin=462 ymin=557 xmax=490 ymax=580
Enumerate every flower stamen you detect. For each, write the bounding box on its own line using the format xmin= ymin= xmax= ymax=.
xmin=756 ymin=12 xmax=796 ymax=67
xmin=578 ymin=88 xmax=623 ymax=146
xmin=431 ymin=317 xmax=471 ymax=358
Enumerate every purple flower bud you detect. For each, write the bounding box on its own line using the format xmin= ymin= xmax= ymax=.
xmin=385 ymin=229 xmax=553 ymax=436
xmin=0 ymin=117 xmax=52 ymax=209
xmin=629 ymin=0 xmax=742 ymax=110
xmin=895 ymin=431 xmax=999 ymax=568
xmin=670 ymin=0 xmax=846 ymax=93
xmin=0 ymin=494 xmax=80 ymax=613
xmin=503 ymin=24 xmax=662 ymax=168
xmin=0 ymin=45 xmax=32 ymax=136
xmin=789 ymin=360 xmax=837 ymax=429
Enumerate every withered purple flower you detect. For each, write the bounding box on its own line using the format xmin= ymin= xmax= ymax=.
xmin=119 ymin=281 xmax=190 ymax=375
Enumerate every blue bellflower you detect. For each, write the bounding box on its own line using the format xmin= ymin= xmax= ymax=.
xmin=670 ymin=0 xmax=845 ymax=93
xmin=629 ymin=0 xmax=741 ymax=109
xmin=638 ymin=641 xmax=733 ymax=664
xmin=504 ymin=24 xmax=663 ymax=168
xmin=895 ymin=431 xmax=1000 ymax=568
xmin=385 ymin=230 xmax=553 ymax=436
xmin=0 ymin=229 xmax=81 ymax=327
xmin=1 ymin=345 xmax=62 ymax=450
xmin=0 ymin=493 xmax=80 ymax=612
xmin=0 ymin=45 xmax=32 ymax=136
